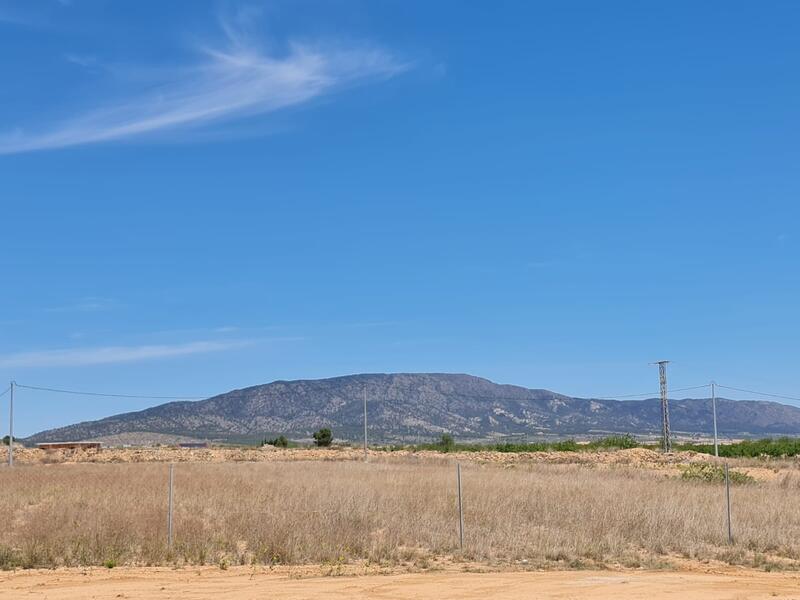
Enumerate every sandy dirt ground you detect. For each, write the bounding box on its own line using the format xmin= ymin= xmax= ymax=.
xmin=0 ymin=445 xmax=751 ymax=467
xmin=1 ymin=445 xmax=793 ymax=482
xmin=2 ymin=565 xmax=799 ymax=600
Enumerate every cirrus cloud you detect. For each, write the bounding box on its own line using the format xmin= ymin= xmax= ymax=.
xmin=0 ymin=339 xmax=257 ymax=368
xmin=0 ymin=19 xmax=406 ymax=154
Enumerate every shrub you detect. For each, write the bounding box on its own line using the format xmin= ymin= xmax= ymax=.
xmin=312 ymin=428 xmax=333 ymax=447
xmin=438 ymin=433 xmax=455 ymax=452
xmin=0 ymin=546 xmax=21 ymax=570
xmin=265 ymin=436 xmax=289 ymax=448
xmin=415 ymin=437 xmax=637 ymax=454
xmin=590 ymin=434 xmax=639 ymax=450
xmin=551 ymin=439 xmax=579 ymax=452
xmin=676 ymin=437 xmax=800 ymax=458
xmin=680 ymin=463 xmax=754 ymax=485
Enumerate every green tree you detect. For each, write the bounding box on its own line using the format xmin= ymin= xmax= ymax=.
xmin=312 ymin=428 xmax=333 ymax=447
xmin=438 ymin=433 xmax=454 ymax=451
xmin=265 ymin=435 xmax=289 ymax=448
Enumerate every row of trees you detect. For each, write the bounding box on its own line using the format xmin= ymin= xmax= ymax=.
xmin=261 ymin=430 xmax=457 ymax=449
xmin=262 ymin=430 xmax=460 ymax=450
xmin=261 ymin=428 xmax=333 ymax=448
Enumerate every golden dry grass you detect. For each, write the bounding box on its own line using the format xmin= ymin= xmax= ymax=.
xmin=1 ymin=458 xmax=800 ymax=570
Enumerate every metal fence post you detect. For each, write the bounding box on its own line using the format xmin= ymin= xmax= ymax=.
xmin=8 ymin=381 xmax=14 ymax=467
xmin=363 ymin=386 xmax=368 ymax=462
xmin=167 ymin=463 xmax=174 ymax=549
xmin=724 ymin=462 xmax=733 ymax=544
xmin=457 ymin=463 xmax=464 ymax=551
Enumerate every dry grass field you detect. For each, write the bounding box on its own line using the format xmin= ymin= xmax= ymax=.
xmin=2 ymin=450 xmax=800 ymax=572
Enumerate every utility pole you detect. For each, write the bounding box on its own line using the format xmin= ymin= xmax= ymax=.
xmin=8 ymin=380 xmax=14 ymax=467
xmin=654 ymin=361 xmax=671 ymax=453
xmin=711 ymin=381 xmax=719 ymax=457
xmin=363 ymin=386 xmax=368 ymax=462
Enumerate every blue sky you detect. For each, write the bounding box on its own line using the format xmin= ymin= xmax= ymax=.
xmin=1 ymin=1 xmax=799 ymax=436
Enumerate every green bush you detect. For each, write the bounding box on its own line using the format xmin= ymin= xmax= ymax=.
xmin=589 ymin=434 xmax=639 ymax=450
xmin=438 ymin=433 xmax=455 ymax=452
xmin=265 ymin=435 xmax=289 ymax=448
xmin=680 ymin=463 xmax=754 ymax=485
xmin=312 ymin=428 xmax=333 ymax=447
xmin=676 ymin=437 xmax=800 ymax=458
xmin=0 ymin=546 xmax=21 ymax=570
xmin=413 ymin=435 xmax=643 ymax=454
xmin=551 ymin=439 xmax=580 ymax=452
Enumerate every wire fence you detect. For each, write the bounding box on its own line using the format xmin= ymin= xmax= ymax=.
xmin=0 ymin=455 xmax=763 ymax=570
xmin=159 ymin=460 xmax=737 ymax=551
xmin=2 ymin=375 xmax=796 ymax=571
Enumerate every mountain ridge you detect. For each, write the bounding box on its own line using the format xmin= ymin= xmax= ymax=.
xmin=24 ymin=373 xmax=800 ymax=444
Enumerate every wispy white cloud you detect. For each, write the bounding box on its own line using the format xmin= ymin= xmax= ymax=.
xmin=0 ymin=3 xmax=53 ymax=27
xmin=213 ymin=326 xmax=240 ymax=333
xmin=0 ymin=17 xmax=406 ymax=154
xmin=0 ymin=8 xmax=30 ymax=26
xmin=0 ymin=339 xmax=255 ymax=368
xmin=64 ymin=53 xmax=98 ymax=68
xmin=45 ymin=296 xmax=117 ymax=313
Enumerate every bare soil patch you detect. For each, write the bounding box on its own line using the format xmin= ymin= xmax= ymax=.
xmin=2 ymin=565 xmax=799 ymax=600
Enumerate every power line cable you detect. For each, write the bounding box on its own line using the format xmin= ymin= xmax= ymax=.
xmin=594 ymin=391 xmax=658 ymax=400
xmin=668 ymin=384 xmax=715 ymax=395
xmin=14 ymin=383 xmax=209 ymax=401
xmin=600 ymin=394 xmax=661 ymax=400
xmin=7 ymin=380 xmax=734 ymax=405
xmin=594 ymin=384 xmax=711 ymax=400
xmin=716 ymin=384 xmax=800 ymax=403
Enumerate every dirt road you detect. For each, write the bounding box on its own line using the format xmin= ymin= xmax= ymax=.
xmin=2 ymin=566 xmax=799 ymax=599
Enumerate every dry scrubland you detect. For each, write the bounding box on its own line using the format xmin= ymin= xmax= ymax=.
xmin=3 ymin=447 xmax=800 ymax=571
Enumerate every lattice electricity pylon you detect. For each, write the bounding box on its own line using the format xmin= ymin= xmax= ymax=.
xmin=655 ymin=360 xmax=671 ymax=452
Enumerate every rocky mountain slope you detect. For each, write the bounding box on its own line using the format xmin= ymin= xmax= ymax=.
xmin=25 ymin=373 xmax=800 ymax=443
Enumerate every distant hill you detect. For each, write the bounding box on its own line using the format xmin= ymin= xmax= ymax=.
xmin=24 ymin=373 xmax=800 ymax=444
